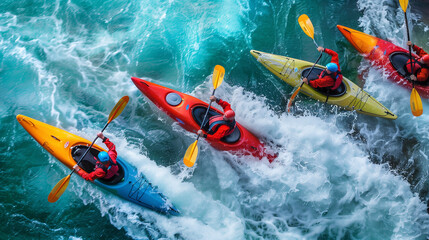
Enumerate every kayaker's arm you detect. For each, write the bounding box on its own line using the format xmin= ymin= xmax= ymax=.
xmin=215 ymin=98 xmax=233 ymax=111
xmin=409 ymin=42 xmax=428 ymax=57
xmin=77 ymin=167 xmax=106 ymax=181
xmin=103 ymin=138 xmax=118 ymax=161
xmin=97 ymin=132 xmax=118 ymax=161
xmin=323 ymin=48 xmax=341 ymax=71
xmin=417 ymin=69 xmax=429 ymax=82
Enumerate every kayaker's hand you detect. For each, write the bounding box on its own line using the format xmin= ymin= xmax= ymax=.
xmin=302 ymin=78 xmax=308 ymax=84
xmin=317 ymin=47 xmax=324 ymax=52
xmin=209 ymin=96 xmax=217 ymax=102
xmin=73 ymin=164 xmax=81 ymax=172
xmin=97 ymin=132 xmax=105 ymax=141
xmin=407 ymin=41 xmax=412 ymax=46
xmin=197 ymin=130 xmax=206 ymax=138
xmin=410 ymin=74 xmax=417 ymax=81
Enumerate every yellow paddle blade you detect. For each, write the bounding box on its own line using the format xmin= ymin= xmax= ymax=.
xmin=287 ymin=86 xmax=302 ymax=112
xmin=410 ymin=88 xmax=423 ymax=116
xmin=183 ymin=140 xmax=199 ymax=167
xmin=298 ymin=14 xmax=315 ymax=39
xmin=48 ymin=175 xmax=71 ymax=203
xmin=212 ymin=65 xmax=225 ymax=89
xmin=399 ymin=0 xmax=408 ymax=12
xmin=107 ymin=96 xmax=130 ymax=123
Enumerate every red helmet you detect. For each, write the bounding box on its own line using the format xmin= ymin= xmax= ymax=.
xmin=421 ymin=55 xmax=429 ymax=64
xmin=224 ymin=110 xmax=235 ymax=120
xmin=406 ymin=59 xmax=421 ymax=73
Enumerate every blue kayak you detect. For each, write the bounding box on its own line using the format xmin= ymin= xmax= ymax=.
xmin=16 ymin=114 xmax=179 ymax=216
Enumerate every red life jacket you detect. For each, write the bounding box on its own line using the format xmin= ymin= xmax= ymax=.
xmin=405 ymin=59 xmax=422 ymax=74
xmin=319 ymin=70 xmax=343 ymax=90
xmin=94 ymin=157 xmax=119 ymax=179
xmin=207 ymin=115 xmax=236 ymax=136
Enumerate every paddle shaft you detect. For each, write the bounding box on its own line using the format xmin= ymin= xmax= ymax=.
xmin=325 ymin=93 xmax=330 ymax=104
xmin=287 ymin=45 xmax=323 ymax=113
xmin=69 ymin=122 xmax=110 ymax=176
xmin=403 ymin=10 xmax=416 ymax=88
xmin=198 ymin=89 xmax=216 ymax=138
xmin=312 ymin=39 xmax=319 ymax=49
xmin=303 ymin=52 xmax=323 ymax=86
xmin=295 ymin=52 xmax=322 ymax=93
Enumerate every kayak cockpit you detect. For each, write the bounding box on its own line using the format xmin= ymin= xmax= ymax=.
xmin=302 ymin=67 xmax=347 ymax=97
xmin=389 ymin=52 xmax=429 ymax=86
xmin=191 ymin=106 xmax=241 ymax=143
xmin=71 ymin=145 xmax=125 ymax=185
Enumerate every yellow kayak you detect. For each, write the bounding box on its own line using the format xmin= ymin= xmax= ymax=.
xmin=251 ymin=50 xmax=397 ymax=120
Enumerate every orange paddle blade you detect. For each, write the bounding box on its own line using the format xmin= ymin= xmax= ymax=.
xmin=399 ymin=0 xmax=408 ymax=12
xmin=107 ymin=96 xmax=129 ymax=123
xmin=298 ymin=14 xmax=315 ymax=39
xmin=183 ymin=140 xmax=199 ymax=167
xmin=48 ymin=175 xmax=71 ymax=203
xmin=212 ymin=65 xmax=225 ymax=89
xmin=287 ymin=86 xmax=302 ymax=112
xmin=410 ymin=88 xmax=423 ymax=116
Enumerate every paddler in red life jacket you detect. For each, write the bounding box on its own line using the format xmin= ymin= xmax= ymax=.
xmin=406 ymin=41 xmax=429 ymax=82
xmin=197 ymin=95 xmax=236 ymax=141
xmin=73 ymin=132 xmax=119 ymax=181
xmin=302 ymin=47 xmax=343 ymax=90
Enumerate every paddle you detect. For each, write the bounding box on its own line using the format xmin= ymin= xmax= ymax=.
xmin=400 ymin=0 xmax=423 ymax=116
xmin=287 ymin=14 xmax=322 ymax=112
xmin=287 ymin=52 xmax=322 ymax=112
xmin=183 ymin=65 xmax=225 ymax=167
xmin=298 ymin=14 xmax=319 ymax=48
xmin=48 ymin=96 xmax=130 ymax=203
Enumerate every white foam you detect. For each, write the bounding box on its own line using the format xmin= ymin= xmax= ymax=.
xmin=165 ymin=80 xmax=429 ymax=238
xmin=356 ymin=0 xmax=429 ymax=200
xmin=6 ymin=0 xmax=429 ymax=237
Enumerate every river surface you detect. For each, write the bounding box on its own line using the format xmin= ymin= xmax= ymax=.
xmin=1 ymin=0 xmax=429 ymax=239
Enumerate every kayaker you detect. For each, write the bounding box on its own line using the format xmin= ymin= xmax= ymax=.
xmin=406 ymin=41 xmax=429 ymax=82
xmin=302 ymin=47 xmax=343 ymax=90
xmin=197 ymin=96 xmax=236 ymax=141
xmin=73 ymin=132 xmax=119 ymax=181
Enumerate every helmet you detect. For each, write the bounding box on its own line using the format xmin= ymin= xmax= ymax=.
xmin=224 ymin=110 xmax=235 ymax=120
xmin=422 ymin=55 xmax=429 ymax=64
xmin=406 ymin=59 xmax=421 ymax=73
xmin=326 ymin=63 xmax=338 ymax=72
xmin=98 ymin=151 xmax=110 ymax=163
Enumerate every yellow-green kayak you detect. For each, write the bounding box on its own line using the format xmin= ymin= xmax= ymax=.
xmin=251 ymin=50 xmax=397 ymax=120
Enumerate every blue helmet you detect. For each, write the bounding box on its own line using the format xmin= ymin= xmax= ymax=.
xmin=98 ymin=151 xmax=110 ymax=163
xmin=326 ymin=63 xmax=338 ymax=72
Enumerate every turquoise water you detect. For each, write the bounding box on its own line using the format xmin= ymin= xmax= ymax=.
xmin=2 ymin=0 xmax=429 ymax=239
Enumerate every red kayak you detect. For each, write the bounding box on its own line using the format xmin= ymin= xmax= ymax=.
xmin=337 ymin=25 xmax=429 ymax=98
xmin=131 ymin=77 xmax=277 ymax=162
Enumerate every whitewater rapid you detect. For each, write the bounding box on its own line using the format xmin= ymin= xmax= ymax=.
xmin=2 ymin=0 xmax=429 ymax=239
